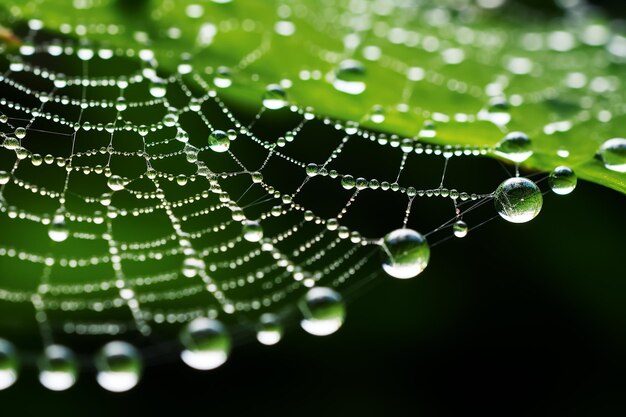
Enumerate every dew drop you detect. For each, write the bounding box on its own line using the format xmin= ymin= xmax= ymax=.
xmin=262 ymin=84 xmax=288 ymax=110
xmin=107 ymin=175 xmax=125 ymax=191
xmin=494 ymin=177 xmax=543 ymax=223
xmin=381 ymin=228 xmax=430 ymax=279
xmin=115 ymin=97 xmax=127 ymax=112
xmin=305 ymin=163 xmax=319 ymax=177
xmin=149 ymin=78 xmax=167 ymax=98
xmin=0 ymin=339 xmax=18 ymax=390
xmin=494 ymin=132 xmax=533 ymax=163
xmin=596 ymin=138 xmax=626 ymax=173
xmin=182 ymin=255 xmax=205 ymax=278
xmin=332 ymin=59 xmax=366 ymax=95
xmin=341 ymin=175 xmax=356 ymax=190
xmin=549 ymin=166 xmax=577 ymax=195
xmin=208 ymin=130 xmax=230 ymax=153
xmin=180 ymin=318 xmax=230 ymax=370
xmin=214 ymin=66 xmax=232 ymax=88
xmin=0 ymin=170 xmax=10 ymax=185
xmin=48 ymin=213 xmax=69 ymax=242
xmin=38 ymin=345 xmax=78 ymax=391
xmin=95 ymin=342 xmax=142 ymax=393
xmin=14 ymin=127 xmax=27 ymax=139
xmin=453 ymin=220 xmax=468 ymax=238
xmin=299 ymin=287 xmax=345 ymax=336
xmin=256 ymin=313 xmax=283 ymax=345
xmin=242 ymin=220 xmax=263 ymax=242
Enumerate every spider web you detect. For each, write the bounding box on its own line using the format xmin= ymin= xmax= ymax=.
xmin=0 ymin=0 xmax=622 ymax=389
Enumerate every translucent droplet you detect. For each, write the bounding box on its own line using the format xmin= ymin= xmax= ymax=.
xmin=494 ymin=132 xmax=533 ymax=163
xmin=333 ymin=59 xmax=366 ymax=95
xmin=48 ymin=213 xmax=69 ymax=242
xmin=0 ymin=170 xmax=10 ymax=185
xmin=214 ymin=66 xmax=232 ymax=88
xmin=115 ymin=97 xmax=127 ymax=112
xmin=0 ymin=339 xmax=18 ymax=390
xmin=14 ymin=127 xmax=27 ymax=139
xmin=597 ymin=138 xmax=626 ymax=173
xmin=299 ymin=287 xmax=345 ymax=336
xmin=480 ymin=97 xmax=511 ymax=126
xmin=107 ymin=175 xmax=125 ymax=191
xmin=494 ymin=177 xmax=543 ymax=223
xmin=95 ymin=342 xmax=142 ymax=392
xmin=180 ymin=318 xmax=230 ymax=370
xmin=453 ymin=220 xmax=468 ymax=238
xmin=3 ymin=136 xmax=20 ymax=150
xmin=262 ymin=84 xmax=288 ymax=110
xmin=381 ymin=228 xmax=430 ymax=279
xmin=149 ymin=78 xmax=167 ymax=98
xmin=242 ymin=220 xmax=263 ymax=242
xmin=256 ymin=313 xmax=283 ymax=346
xmin=341 ymin=175 xmax=356 ymax=190
xmin=182 ymin=256 xmax=205 ymax=278
xmin=306 ymin=163 xmax=319 ymax=177
xmin=208 ymin=130 xmax=229 ymax=153
xmin=549 ymin=166 xmax=577 ymax=195
xmin=38 ymin=345 xmax=78 ymax=391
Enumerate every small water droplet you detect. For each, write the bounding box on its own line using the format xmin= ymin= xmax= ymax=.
xmin=107 ymin=175 xmax=125 ymax=191
xmin=242 ymin=220 xmax=263 ymax=242
xmin=256 ymin=313 xmax=283 ymax=345
xmin=299 ymin=287 xmax=345 ymax=336
xmin=549 ymin=166 xmax=577 ymax=195
xmin=453 ymin=220 xmax=468 ymax=238
xmin=48 ymin=213 xmax=69 ymax=242
xmin=494 ymin=132 xmax=533 ymax=163
xmin=332 ymin=59 xmax=366 ymax=95
xmin=180 ymin=318 xmax=230 ymax=370
xmin=597 ymin=138 xmax=626 ymax=173
xmin=182 ymin=255 xmax=205 ymax=278
xmin=95 ymin=342 xmax=141 ymax=392
xmin=381 ymin=228 xmax=430 ymax=279
xmin=208 ymin=130 xmax=229 ymax=153
xmin=494 ymin=177 xmax=543 ymax=223
xmin=262 ymin=84 xmax=288 ymax=110
xmin=38 ymin=345 xmax=78 ymax=391
xmin=0 ymin=339 xmax=18 ymax=390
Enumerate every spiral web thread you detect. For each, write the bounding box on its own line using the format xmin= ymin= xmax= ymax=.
xmin=0 ymin=0 xmax=622 ymax=381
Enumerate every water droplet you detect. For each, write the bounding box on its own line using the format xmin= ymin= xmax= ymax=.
xmin=262 ymin=84 xmax=288 ymax=110
xmin=479 ymin=97 xmax=511 ymax=126
xmin=242 ymin=220 xmax=263 ymax=242
xmin=115 ymin=97 xmax=127 ymax=112
xmin=107 ymin=175 xmax=125 ymax=191
xmin=256 ymin=313 xmax=283 ymax=345
xmin=48 ymin=213 xmax=69 ymax=242
xmin=494 ymin=177 xmax=543 ymax=223
xmin=0 ymin=339 xmax=18 ymax=390
xmin=14 ymin=127 xmax=26 ymax=139
xmin=549 ymin=166 xmax=577 ymax=195
xmin=453 ymin=220 xmax=468 ymax=238
xmin=597 ymin=138 xmax=626 ymax=173
xmin=149 ymin=78 xmax=167 ymax=98
xmin=332 ymin=59 xmax=366 ymax=95
xmin=0 ymin=170 xmax=10 ymax=185
xmin=163 ymin=111 xmax=179 ymax=127
xmin=299 ymin=287 xmax=345 ymax=336
xmin=95 ymin=342 xmax=142 ymax=392
xmin=494 ymin=132 xmax=533 ymax=163
xmin=38 ymin=345 xmax=78 ymax=391
xmin=208 ymin=130 xmax=229 ymax=153
xmin=381 ymin=228 xmax=430 ymax=279
xmin=306 ymin=163 xmax=319 ymax=177
xmin=180 ymin=318 xmax=230 ymax=370
xmin=214 ymin=66 xmax=232 ymax=88
xmin=341 ymin=175 xmax=356 ymax=190
xmin=182 ymin=256 xmax=205 ymax=278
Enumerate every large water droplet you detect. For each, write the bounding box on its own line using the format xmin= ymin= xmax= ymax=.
xmin=48 ymin=213 xmax=69 ymax=242
xmin=149 ymin=78 xmax=167 ymax=98
xmin=0 ymin=339 xmax=18 ymax=390
xmin=95 ymin=341 xmax=142 ymax=392
xmin=494 ymin=132 xmax=533 ymax=163
xmin=332 ymin=59 xmax=366 ymax=95
xmin=381 ymin=228 xmax=430 ymax=279
xmin=38 ymin=345 xmax=78 ymax=391
xmin=494 ymin=177 xmax=543 ymax=223
xmin=208 ymin=130 xmax=230 ymax=153
xmin=256 ymin=313 xmax=283 ymax=346
xmin=180 ymin=318 xmax=230 ymax=370
xmin=182 ymin=255 xmax=205 ymax=278
xmin=597 ymin=138 xmax=626 ymax=173
xmin=262 ymin=84 xmax=288 ymax=110
xmin=549 ymin=166 xmax=577 ymax=195
xmin=242 ymin=220 xmax=263 ymax=242
xmin=299 ymin=287 xmax=345 ymax=336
